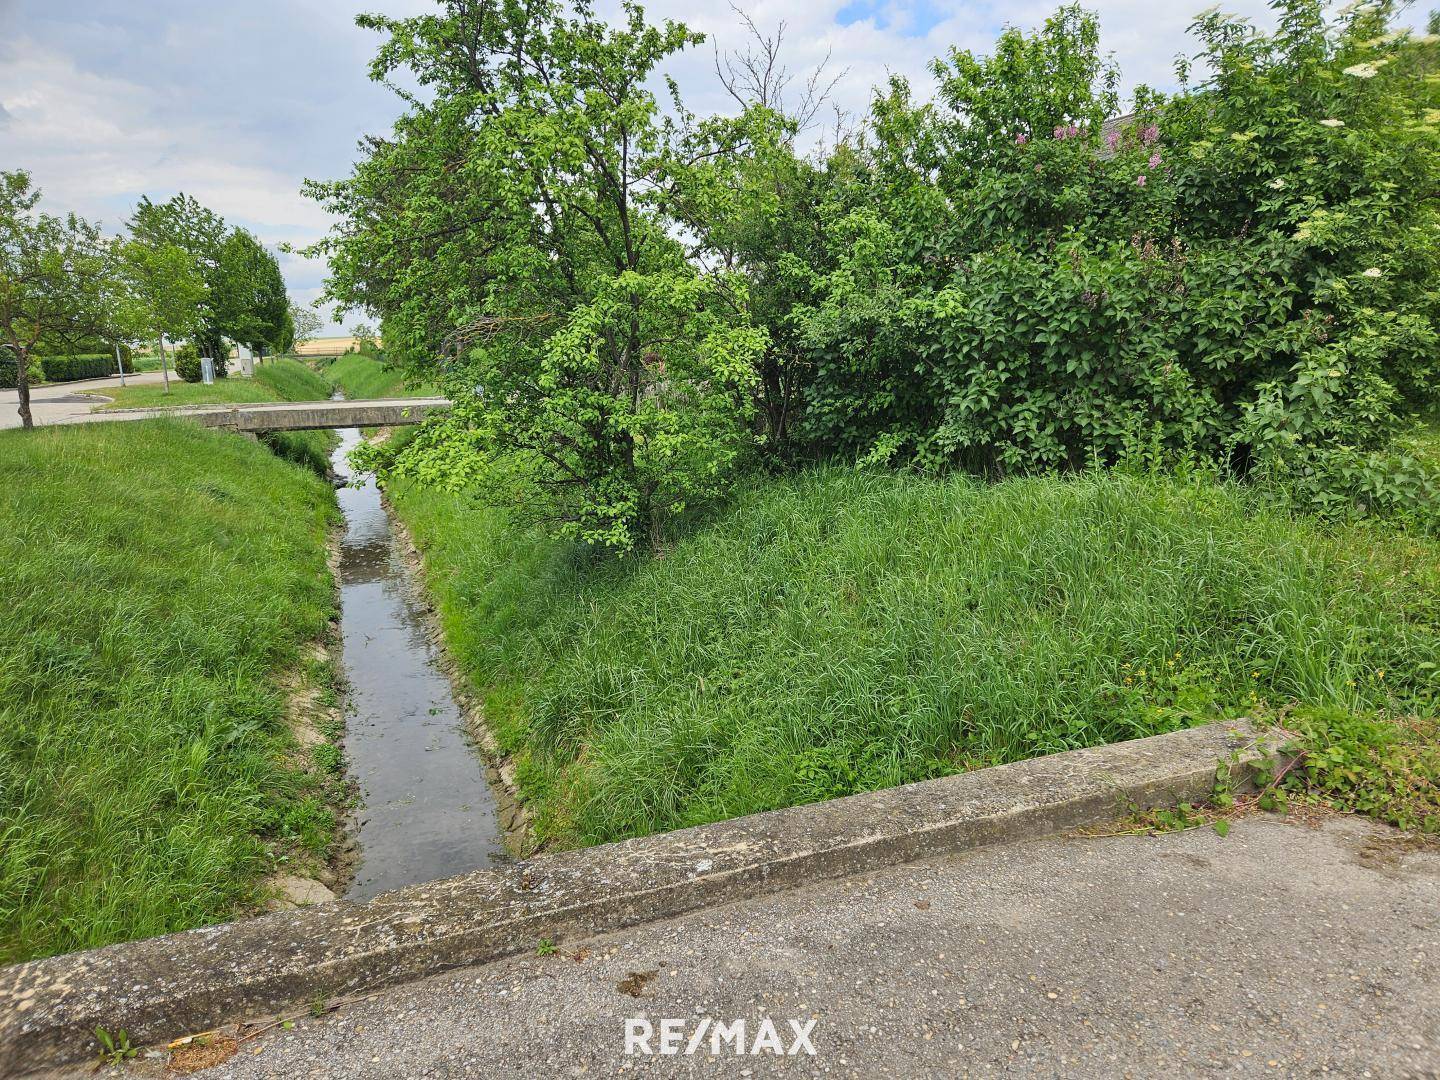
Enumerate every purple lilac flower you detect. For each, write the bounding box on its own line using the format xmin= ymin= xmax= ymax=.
xmin=1105 ymin=130 xmax=1121 ymax=151
xmin=1148 ymin=151 xmax=1163 ymax=169
xmin=1141 ymin=124 xmax=1160 ymax=146
xmin=1136 ymin=174 xmax=1148 ymax=187
xmin=1016 ymin=132 xmax=1029 ymax=145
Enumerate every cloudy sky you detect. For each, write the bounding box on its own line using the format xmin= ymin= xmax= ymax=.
xmin=0 ymin=0 xmax=1423 ymax=333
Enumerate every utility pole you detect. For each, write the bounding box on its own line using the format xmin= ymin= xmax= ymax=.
xmin=115 ymin=343 xmax=126 ymax=387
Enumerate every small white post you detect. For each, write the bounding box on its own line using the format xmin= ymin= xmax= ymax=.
xmin=115 ymin=343 xmax=126 ymax=387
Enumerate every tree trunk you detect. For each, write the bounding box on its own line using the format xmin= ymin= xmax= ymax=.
xmin=160 ymin=338 xmax=171 ymax=393
xmin=15 ymin=346 xmax=33 ymax=430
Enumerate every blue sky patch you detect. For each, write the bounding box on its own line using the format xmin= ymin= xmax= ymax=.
xmin=836 ymin=0 xmax=949 ymax=37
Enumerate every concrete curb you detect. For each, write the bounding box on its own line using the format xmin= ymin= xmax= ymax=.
xmin=0 ymin=720 xmax=1277 ymax=1075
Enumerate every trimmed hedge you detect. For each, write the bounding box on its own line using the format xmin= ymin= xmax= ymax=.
xmin=0 ymin=353 xmax=44 ymax=390
xmin=38 ymin=353 xmax=135 ymax=383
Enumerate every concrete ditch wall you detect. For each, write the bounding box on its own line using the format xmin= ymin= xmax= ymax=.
xmin=0 ymin=719 xmax=1278 ymax=1075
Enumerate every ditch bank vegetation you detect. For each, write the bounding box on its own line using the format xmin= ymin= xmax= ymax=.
xmin=0 ymin=397 xmax=351 ymax=964
xmin=385 ymin=460 xmax=1440 ymax=852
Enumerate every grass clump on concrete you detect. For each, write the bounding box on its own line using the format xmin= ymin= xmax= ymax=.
xmin=388 ymin=467 xmax=1440 ymax=849
xmin=0 ymin=421 xmax=340 ymax=962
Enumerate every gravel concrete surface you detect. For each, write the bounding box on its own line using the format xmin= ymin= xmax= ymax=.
xmin=100 ymin=815 xmax=1438 ymax=1079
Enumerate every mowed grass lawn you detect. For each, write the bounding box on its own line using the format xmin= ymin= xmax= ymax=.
xmin=101 ymin=360 xmax=339 ymax=476
xmin=100 ymin=358 xmax=333 ymax=410
xmin=0 ymin=421 xmax=339 ymax=962
xmin=390 ymin=467 xmax=1440 ymax=849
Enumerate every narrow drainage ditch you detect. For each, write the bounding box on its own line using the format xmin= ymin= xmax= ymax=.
xmin=330 ymin=424 xmax=509 ymax=899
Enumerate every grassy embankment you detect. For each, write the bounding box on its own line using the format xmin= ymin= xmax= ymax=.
xmin=101 ymin=359 xmax=338 ymax=474
xmin=387 ymin=463 xmax=1440 ymax=849
xmin=0 ymin=421 xmax=344 ymax=963
xmin=319 ymin=351 xmax=436 ymax=399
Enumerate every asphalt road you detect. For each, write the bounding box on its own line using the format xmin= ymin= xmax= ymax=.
xmin=0 ymin=372 xmax=168 ymax=429
xmin=115 ymin=815 xmax=1437 ymax=1079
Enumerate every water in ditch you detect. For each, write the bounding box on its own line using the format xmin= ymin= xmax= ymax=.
xmin=331 ymin=425 xmax=508 ymax=900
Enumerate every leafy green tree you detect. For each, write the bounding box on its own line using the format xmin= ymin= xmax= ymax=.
xmin=788 ymin=1 xmax=1440 ymax=496
xmin=310 ymin=0 xmax=768 ymax=551
xmin=128 ymin=194 xmax=228 ymax=361
xmin=121 ymin=240 xmax=207 ymax=394
xmin=347 ymin=322 xmax=376 ymax=353
xmin=0 ymin=170 xmax=122 ymax=428
xmin=211 ymin=229 xmax=288 ymax=360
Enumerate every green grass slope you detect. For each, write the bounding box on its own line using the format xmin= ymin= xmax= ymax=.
xmin=101 ymin=360 xmax=337 ymax=475
xmin=322 ymin=353 xmax=434 ymax=399
xmin=101 ymin=358 xmax=332 ymax=410
xmin=390 ymin=467 xmax=1440 ymax=848
xmin=0 ymin=421 xmax=340 ymax=962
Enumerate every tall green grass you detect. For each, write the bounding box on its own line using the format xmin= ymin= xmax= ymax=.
xmin=322 ymin=353 xmax=434 ymax=399
xmin=0 ymin=422 xmax=340 ymax=962
xmin=390 ymin=467 xmax=1440 ymax=848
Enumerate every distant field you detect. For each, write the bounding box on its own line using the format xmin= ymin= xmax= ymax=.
xmin=294 ymin=337 xmax=381 ymax=357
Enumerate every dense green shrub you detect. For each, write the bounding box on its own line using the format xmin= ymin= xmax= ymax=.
xmin=173 ymin=343 xmax=200 ymax=382
xmin=0 ymin=352 xmax=43 ymax=389
xmin=172 ymin=343 xmax=228 ymax=383
xmin=313 ymin=0 xmax=1440 ymax=545
xmin=791 ymin=3 xmax=1440 ymax=493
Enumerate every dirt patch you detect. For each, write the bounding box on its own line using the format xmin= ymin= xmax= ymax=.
xmin=616 ymin=969 xmax=659 ymax=997
xmin=1350 ymin=827 xmax=1440 ymax=876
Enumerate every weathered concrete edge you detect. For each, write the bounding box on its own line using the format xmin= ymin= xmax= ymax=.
xmin=62 ymin=398 xmax=451 ymax=432
xmin=0 ymin=720 xmax=1278 ymax=1075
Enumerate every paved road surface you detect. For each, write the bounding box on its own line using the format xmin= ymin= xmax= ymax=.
xmin=0 ymin=372 xmax=168 ymax=429
xmin=117 ymin=815 xmax=1436 ymax=1079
